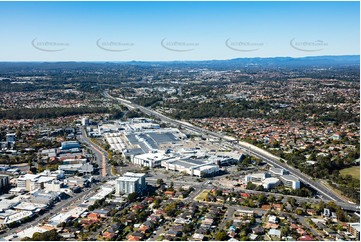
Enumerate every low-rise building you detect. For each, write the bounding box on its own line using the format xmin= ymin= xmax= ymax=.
xmin=234 ymin=209 xmax=254 ymax=219
xmin=269 ymin=167 xmax=289 ymax=176
xmin=60 ymin=141 xmax=80 ymax=150
xmin=245 ymin=173 xmax=271 ymax=183
xmin=132 ymin=152 xmax=173 ymax=168
xmin=280 ymin=175 xmax=300 ymax=189
xmin=262 ymin=177 xmax=280 ymax=190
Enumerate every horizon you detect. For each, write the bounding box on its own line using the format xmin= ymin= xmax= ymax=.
xmin=0 ymin=54 xmax=359 ymax=63
xmin=0 ymin=1 xmax=359 ymax=61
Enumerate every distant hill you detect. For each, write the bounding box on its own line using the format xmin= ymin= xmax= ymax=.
xmin=153 ymin=55 xmax=360 ymax=69
xmin=0 ymin=55 xmax=359 ymax=72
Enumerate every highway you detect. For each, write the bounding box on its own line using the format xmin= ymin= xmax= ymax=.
xmin=103 ymin=91 xmax=359 ymax=212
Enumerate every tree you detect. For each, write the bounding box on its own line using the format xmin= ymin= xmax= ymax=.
xmin=225 ymin=220 xmax=233 ymax=229
xmin=318 ymin=201 xmax=325 ymax=214
xmin=281 ymin=226 xmax=290 ymax=237
xmin=156 ymin=179 xmax=164 ymax=186
xmin=287 ymin=197 xmax=297 ymax=208
xmin=215 ymin=230 xmax=228 ymax=241
xmin=295 ymin=208 xmax=303 ymax=216
xmin=336 ymin=209 xmax=346 ymax=222
xmin=267 ymin=195 xmax=276 ymax=204
xmin=128 ymin=192 xmax=138 ymax=202
xmin=31 ymin=230 xmax=60 ymax=241
xmin=246 ymin=182 xmax=256 ymax=190
xmin=257 ymin=194 xmax=267 ymax=205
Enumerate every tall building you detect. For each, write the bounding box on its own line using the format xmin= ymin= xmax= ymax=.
xmin=81 ymin=117 xmax=89 ymax=126
xmin=115 ymin=172 xmax=146 ymax=195
xmin=348 ymin=223 xmax=360 ymax=240
xmin=123 ymin=172 xmax=146 ymax=191
xmin=0 ymin=175 xmax=9 ymax=193
xmin=6 ymin=133 xmax=16 ymax=144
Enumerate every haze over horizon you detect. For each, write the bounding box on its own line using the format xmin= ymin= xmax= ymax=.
xmin=0 ymin=1 xmax=359 ymax=61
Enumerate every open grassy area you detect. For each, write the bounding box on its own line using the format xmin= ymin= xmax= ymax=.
xmin=340 ymin=166 xmax=360 ymax=180
xmin=194 ymin=190 xmax=210 ymax=202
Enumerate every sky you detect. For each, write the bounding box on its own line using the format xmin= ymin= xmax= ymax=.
xmin=0 ymin=1 xmax=359 ymax=61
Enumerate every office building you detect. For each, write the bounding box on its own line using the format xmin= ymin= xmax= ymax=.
xmin=279 ymin=175 xmax=300 ymax=189
xmin=269 ymin=167 xmax=289 ymax=176
xmin=244 ymin=173 xmax=271 ymax=183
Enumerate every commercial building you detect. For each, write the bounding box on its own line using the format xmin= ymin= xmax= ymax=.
xmin=269 ymin=167 xmax=289 ymax=176
xmin=161 ymin=156 xmax=219 ymax=177
xmin=279 ymin=175 xmax=301 ymax=189
xmin=262 ymin=177 xmax=280 ymax=190
xmin=58 ymin=163 xmax=94 ymax=175
xmin=132 ymin=152 xmax=173 ymax=168
xmin=15 ymin=170 xmax=65 ymax=192
xmin=244 ymin=173 xmax=282 ymax=190
xmin=245 ymin=173 xmax=271 ymax=183
xmin=16 ymin=174 xmax=42 ymax=192
xmin=60 ymin=141 xmax=80 ymax=150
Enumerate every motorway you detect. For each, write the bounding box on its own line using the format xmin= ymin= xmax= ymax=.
xmin=103 ymin=91 xmax=359 ymax=212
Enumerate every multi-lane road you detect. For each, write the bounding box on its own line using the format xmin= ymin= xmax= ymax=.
xmin=103 ymin=91 xmax=359 ymax=212
xmin=78 ymin=127 xmax=110 ymax=177
xmin=1 ymin=184 xmax=102 ymax=239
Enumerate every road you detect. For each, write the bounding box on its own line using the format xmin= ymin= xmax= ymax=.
xmin=1 ymin=184 xmax=101 ymax=238
xmin=103 ymin=91 xmax=359 ymax=212
xmin=78 ymin=126 xmax=109 ymax=177
xmin=1 ymin=128 xmax=112 ymax=239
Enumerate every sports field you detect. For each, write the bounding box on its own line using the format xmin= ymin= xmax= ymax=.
xmin=340 ymin=166 xmax=360 ymax=180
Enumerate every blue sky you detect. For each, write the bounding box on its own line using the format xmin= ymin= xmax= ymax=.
xmin=0 ymin=1 xmax=359 ymax=61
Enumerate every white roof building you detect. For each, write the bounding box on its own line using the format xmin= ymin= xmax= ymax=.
xmin=280 ymin=175 xmax=301 ymax=189
xmin=262 ymin=178 xmax=280 ymax=190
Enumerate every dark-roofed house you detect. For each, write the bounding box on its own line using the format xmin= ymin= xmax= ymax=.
xmin=93 ymin=209 xmax=110 ymax=218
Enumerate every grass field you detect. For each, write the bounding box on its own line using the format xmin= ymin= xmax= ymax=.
xmin=340 ymin=166 xmax=360 ymax=180
xmin=194 ymin=190 xmax=210 ymax=202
